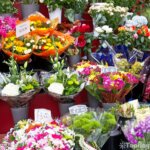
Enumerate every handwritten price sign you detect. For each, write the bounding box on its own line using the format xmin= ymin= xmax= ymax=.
xmin=69 ymin=105 xmax=88 ymax=115
xmin=34 ymin=109 xmax=53 ymax=123
xmin=16 ymin=21 xmax=30 ymax=37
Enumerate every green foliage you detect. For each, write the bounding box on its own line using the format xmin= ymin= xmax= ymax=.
xmin=22 ymin=0 xmax=39 ymax=4
xmin=0 ymin=0 xmax=17 ymax=14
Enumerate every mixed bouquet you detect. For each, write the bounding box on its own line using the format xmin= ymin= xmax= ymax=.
xmin=87 ymin=72 xmax=139 ymax=103
xmin=0 ymin=119 xmax=75 ymax=150
xmin=2 ymin=32 xmax=36 ymax=62
xmin=32 ymin=29 xmax=74 ymax=59
xmin=89 ymin=3 xmax=128 ymax=30
xmin=75 ymin=61 xmax=101 ymax=81
xmin=44 ymin=52 xmax=84 ymax=99
xmin=69 ymin=23 xmax=95 ymax=55
xmin=0 ymin=57 xmax=40 ymax=107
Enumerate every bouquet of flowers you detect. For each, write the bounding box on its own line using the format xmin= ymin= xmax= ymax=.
xmin=2 ymin=31 xmax=36 ymax=62
xmin=122 ymin=107 xmax=150 ymax=149
xmin=69 ymin=23 xmax=95 ymax=55
xmin=89 ymin=3 xmax=128 ymax=30
xmin=75 ymin=61 xmax=102 ymax=81
xmin=0 ymin=57 xmax=40 ymax=107
xmin=32 ymin=29 xmax=74 ymax=59
xmin=0 ymin=119 xmax=75 ymax=149
xmin=27 ymin=12 xmax=59 ymax=32
xmin=43 ymin=52 xmax=84 ymax=100
xmin=88 ymin=72 xmax=139 ymax=103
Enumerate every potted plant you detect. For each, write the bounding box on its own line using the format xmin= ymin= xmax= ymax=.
xmin=66 ymin=46 xmax=81 ymax=67
xmin=63 ymin=0 xmax=88 ymax=22
xmin=21 ymin=0 xmax=39 ymax=19
xmin=0 ymin=0 xmax=17 ymax=17
xmin=39 ymin=0 xmax=63 ymax=23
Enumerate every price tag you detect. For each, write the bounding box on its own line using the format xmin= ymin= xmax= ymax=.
xmin=101 ymin=66 xmax=117 ymax=73
xmin=132 ymin=48 xmax=144 ymax=60
xmin=16 ymin=21 xmax=30 ymax=37
xmin=69 ymin=105 xmax=88 ymax=115
xmin=34 ymin=109 xmax=53 ymax=123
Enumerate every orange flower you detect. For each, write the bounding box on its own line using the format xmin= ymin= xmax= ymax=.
xmin=137 ymin=29 xmax=142 ymax=35
xmin=118 ymin=26 xmax=126 ymax=31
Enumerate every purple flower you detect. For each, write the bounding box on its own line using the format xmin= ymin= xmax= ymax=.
xmin=126 ymin=133 xmax=138 ymax=144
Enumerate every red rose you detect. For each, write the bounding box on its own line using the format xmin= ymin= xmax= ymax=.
xmin=79 ymin=24 xmax=90 ymax=33
xmin=77 ymin=35 xmax=86 ymax=48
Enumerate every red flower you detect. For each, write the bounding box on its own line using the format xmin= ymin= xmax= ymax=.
xmin=79 ymin=24 xmax=90 ymax=33
xmin=76 ymin=35 xmax=86 ymax=48
xmin=137 ymin=29 xmax=142 ymax=35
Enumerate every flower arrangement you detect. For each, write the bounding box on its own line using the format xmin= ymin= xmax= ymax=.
xmin=32 ymin=29 xmax=74 ymax=58
xmin=75 ymin=61 xmax=101 ymax=81
xmin=2 ymin=32 xmax=35 ymax=62
xmin=88 ymin=72 xmax=139 ymax=103
xmin=44 ymin=52 xmax=84 ymax=97
xmin=89 ymin=3 xmax=128 ymax=30
xmin=0 ymin=57 xmax=40 ymax=107
xmin=0 ymin=0 xmax=17 ymax=14
xmin=0 ymin=119 xmax=75 ymax=149
xmin=69 ymin=23 xmax=95 ymax=55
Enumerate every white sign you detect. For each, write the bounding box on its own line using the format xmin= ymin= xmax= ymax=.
xmin=69 ymin=105 xmax=88 ymax=115
xmin=34 ymin=109 xmax=53 ymax=123
xmin=101 ymin=66 xmax=117 ymax=73
xmin=16 ymin=21 xmax=30 ymax=37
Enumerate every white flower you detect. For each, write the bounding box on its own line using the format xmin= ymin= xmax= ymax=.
xmin=1 ymin=83 xmax=20 ymax=96
xmin=95 ymin=27 xmax=104 ymax=33
xmin=48 ymin=82 xmax=64 ymax=95
xmin=24 ymin=49 xmax=32 ymax=54
xmin=101 ymin=25 xmax=113 ymax=33
xmin=26 ymin=43 xmax=31 ymax=47
xmin=39 ymin=0 xmax=44 ymax=3
xmin=30 ymin=39 xmax=35 ymax=43
xmin=131 ymin=15 xmax=148 ymax=27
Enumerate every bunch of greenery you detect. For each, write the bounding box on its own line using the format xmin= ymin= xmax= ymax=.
xmin=0 ymin=0 xmax=17 ymax=14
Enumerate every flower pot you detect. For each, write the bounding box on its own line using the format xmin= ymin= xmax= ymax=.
xmin=67 ymin=54 xmax=81 ymax=67
xmin=102 ymin=103 xmax=116 ymax=111
xmin=49 ymin=8 xmax=62 ymax=23
xmin=87 ymin=92 xmax=99 ymax=108
xmin=59 ymin=102 xmax=75 ymax=116
xmin=11 ymin=104 xmax=28 ymax=124
xmin=21 ymin=4 xmax=39 ymax=19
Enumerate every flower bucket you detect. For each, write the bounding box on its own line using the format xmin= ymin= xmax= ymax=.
xmin=59 ymin=102 xmax=75 ymax=116
xmin=102 ymin=103 xmax=117 ymax=111
xmin=11 ymin=104 xmax=28 ymax=124
xmin=87 ymin=92 xmax=99 ymax=108
xmin=49 ymin=8 xmax=62 ymax=23
xmin=74 ymin=13 xmax=82 ymax=21
xmin=67 ymin=54 xmax=81 ymax=67
xmin=21 ymin=4 xmax=39 ymax=19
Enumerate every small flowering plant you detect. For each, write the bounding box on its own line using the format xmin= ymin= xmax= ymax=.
xmin=89 ymin=72 xmax=139 ymax=103
xmin=89 ymin=3 xmax=128 ymax=30
xmin=69 ymin=23 xmax=95 ymax=54
xmin=0 ymin=119 xmax=75 ymax=150
xmin=0 ymin=57 xmax=40 ymax=107
xmin=0 ymin=16 xmax=18 ymax=38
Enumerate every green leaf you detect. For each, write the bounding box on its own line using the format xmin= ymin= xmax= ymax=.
xmin=65 ymin=9 xmax=75 ymax=23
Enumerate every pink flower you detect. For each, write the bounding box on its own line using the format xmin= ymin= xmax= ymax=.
xmin=133 ymin=33 xmax=138 ymax=39
xmin=52 ymin=134 xmax=62 ymax=139
xmin=114 ymin=79 xmax=125 ymax=90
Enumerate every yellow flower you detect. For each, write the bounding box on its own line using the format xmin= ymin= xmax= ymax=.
xmin=5 ymin=43 xmax=13 ymax=49
xmin=55 ymin=42 xmax=63 ymax=49
xmin=17 ymin=120 xmax=28 ymax=129
xmin=111 ymin=74 xmax=122 ymax=80
xmin=15 ymin=46 xmax=27 ymax=53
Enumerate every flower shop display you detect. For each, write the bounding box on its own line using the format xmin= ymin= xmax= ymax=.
xmin=89 ymin=3 xmax=128 ymax=30
xmin=0 ymin=0 xmax=17 ymax=16
xmin=69 ymin=23 xmax=96 ymax=59
xmin=0 ymin=119 xmax=76 ymax=149
xmin=40 ymin=0 xmax=63 ymax=23
xmin=32 ymin=29 xmax=74 ymax=59
xmin=21 ymin=0 xmax=39 ymax=19
xmin=66 ymin=46 xmax=81 ymax=67
xmin=2 ymin=31 xmax=35 ymax=62
xmin=62 ymin=111 xmax=117 ymax=149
